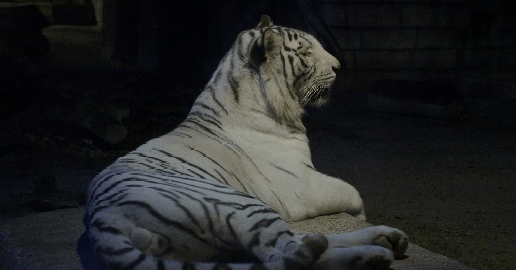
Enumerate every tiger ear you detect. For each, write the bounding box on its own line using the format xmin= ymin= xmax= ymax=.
xmin=249 ymin=39 xmax=266 ymax=68
xmin=257 ymin=15 xmax=273 ymax=28
xmin=263 ymin=28 xmax=282 ymax=57
xmin=249 ymin=27 xmax=281 ymax=68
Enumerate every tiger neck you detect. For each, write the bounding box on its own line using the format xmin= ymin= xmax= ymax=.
xmin=195 ymin=61 xmax=306 ymax=135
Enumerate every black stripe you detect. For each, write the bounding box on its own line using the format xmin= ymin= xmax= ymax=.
xmin=247 ymin=208 xmax=276 ymax=218
xmin=170 ymin=131 xmax=193 ymax=138
xmin=225 ymin=212 xmax=238 ymax=241
xmin=180 ymin=120 xmax=249 ymax=161
xmin=157 ymin=150 xmax=224 ymax=182
xmin=249 ymin=217 xmax=282 ymax=232
xmin=91 ymin=187 xmax=128 ymax=211
xmin=213 ymin=169 xmax=230 ymax=185
xmin=266 ymin=230 xmax=294 ymax=247
xmin=204 ymin=198 xmax=264 ymax=211
xmin=190 ymin=110 xmax=223 ymax=127
xmin=280 ymin=53 xmax=297 ymax=100
xmin=213 ymin=69 xmax=222 ymax=85
xmin=122 ymin=253 xmax=146 ymax=270
xmin=186 ymin=168 xmax=206 ymax=179
xmin=128 ymin=168 xmax=253 ymax=198
xmin=129 ymin=160 xmax=233 ymax=189
xmin=247 ymin=232 xmax=261 ymax=250
xmin=209 ymin=86 xmax=229 ymax=114
xmin=96 ymin=246 xmax=135 ymax=256
xmin=91 ymin=219 xmax=124 ymax=235
xmin=135 ymin=153 xmax=167 ymax=163
xmin=298 ymin=55 xmax=308 ymax=68
xmin=227 ymin=171 xmax=252 ymax=194
xmin=142 ymin=177 xmax=207 ymax=195
xmin=272 ymin=164 xmax=298 ymax=178
xmin=304 ymin=162 xmax=315 ymax=170
xmin=116 ymin=200 xmax=216 ymax=247
xmin=193 ymin=102 xmax=221 ymax=117
xmin=228 ymin=73 xmax=239 ymax=103
xmin=158 ymin=192 xmax=208 ymax=233
xmin=180 ymin=119 xmax=218 ymax=137
xmin=304 ymin=65 xmax=316 ymax=83
xmin=176 ymin=121 xmax=250 ymax=163
xmin=89 ymin=178 xmax=134 ymax=210
xmin=280 ymin=53 xmax=289 ymax=85
xmin=269 ymin=189 xmax=289 ymax=219
xmin=186 ymin=146 xmax=232 ymax=183
xmin=288 ymin=55 xmax=296 ymax=77
xmin=88 ymin=173 xmax=121 ymax=207
xmin=87 ymin=195 xmax=117 ymax=224
xmin=188 ymin=112 xmax=224 ymax=131
xmin=149 ymin=186 xmax=179 ymax=199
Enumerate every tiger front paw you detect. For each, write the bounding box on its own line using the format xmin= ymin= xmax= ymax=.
xmin=315 ymin=245 xmax=394 ymax=270
xmin=371 ymin=225 xmax=409 ymax=259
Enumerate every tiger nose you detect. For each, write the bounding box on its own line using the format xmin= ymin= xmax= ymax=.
xmin=332 ymin=60 xmax=341 ymax=71
xmin=328 ymin=55 xmax=340 ymax=71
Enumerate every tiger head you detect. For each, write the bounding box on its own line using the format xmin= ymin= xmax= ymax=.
xmin=245 ymin=15 xmax=341 ymax=124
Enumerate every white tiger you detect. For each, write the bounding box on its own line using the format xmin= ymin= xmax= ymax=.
xmin=84 ymin=15 xmax=408 ymax=270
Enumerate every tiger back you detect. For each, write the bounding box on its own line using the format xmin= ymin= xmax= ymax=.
xmin=84 ymin=15 xmax=408 ymax=270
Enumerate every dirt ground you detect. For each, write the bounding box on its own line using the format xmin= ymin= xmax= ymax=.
xmin=1 ymin=25 xmax=515 ymax=270
xmin=306 ymin=109 xmax=516 ymax=270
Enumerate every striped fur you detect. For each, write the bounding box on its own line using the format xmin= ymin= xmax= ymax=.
xmin=84 ymin=15 xmax=408 ymax=270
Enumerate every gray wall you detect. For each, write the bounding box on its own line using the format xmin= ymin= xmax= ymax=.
xmin=316 ymin=0 xmax=516 ymax=91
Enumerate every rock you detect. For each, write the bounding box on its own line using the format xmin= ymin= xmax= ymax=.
xmin=0 ymin=209 xmax=475 ymax=270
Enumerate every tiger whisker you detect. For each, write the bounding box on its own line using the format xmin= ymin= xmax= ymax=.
xmin=299 ymin=81 xmax=332 ymax=107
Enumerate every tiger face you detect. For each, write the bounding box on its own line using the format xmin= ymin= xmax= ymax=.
xmin=251 ymin=18 xmax=341 ymax=109
xmin=281 ymin=29 xmax=341 ymax=107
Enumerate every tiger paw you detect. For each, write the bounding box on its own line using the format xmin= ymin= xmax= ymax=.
xmin=287 ymin=234 xmax=329 ymax=269
xmin=301 ymin=233 xmax=328 ymax=260
xmin=130 ymin=227 xmax=169 ymax=255
xmin=315 ymin=245 xmax=394 ymax=270
xmin=371 ymin=225 xmax=409 ymax=259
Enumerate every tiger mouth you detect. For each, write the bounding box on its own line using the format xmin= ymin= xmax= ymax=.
xmin=299 ymin=82 xmax=333 ymax=107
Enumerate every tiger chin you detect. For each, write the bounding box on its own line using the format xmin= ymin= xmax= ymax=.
xmin=84 ymin=15 xmax=408 ymax=270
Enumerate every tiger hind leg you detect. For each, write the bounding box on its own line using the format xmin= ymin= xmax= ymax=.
xmin=287 ymin=233 xmax=328 ymax=268
xmin=128 ymin=228 xmax=329 ymax=269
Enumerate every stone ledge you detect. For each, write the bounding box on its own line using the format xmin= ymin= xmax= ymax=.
xmin=0 ymin=208 xmax=473 ymax=270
